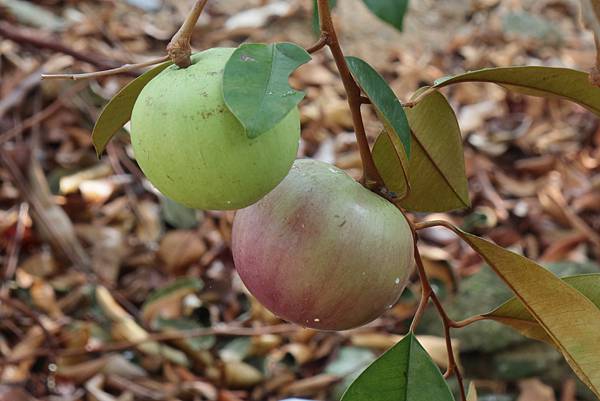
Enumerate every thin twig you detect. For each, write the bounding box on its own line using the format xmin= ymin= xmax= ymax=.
xmin=306 ymin=34 xmax=328 ymax=54
xmin=41 ymin=56 xmax=169 ymax=81
xmin=167 ymin=0 xmax=209 ymax=67
xmin=413 ymin=244 xmax=467 ymax=401
xmin=414 ymin=219 xmax=458 ymax=232
xmin=451 ymin=315 xmax=486 ymax=328
xmin=404 ymin=86 xmax=437 ymax=108
xmin=315 ymin=0 xmax=384 ymax=188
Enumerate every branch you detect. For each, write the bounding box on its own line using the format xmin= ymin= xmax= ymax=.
xmin=306 ymin=34 xmax=328 ymax=54
xmin=41 ymin=56 xmax=169 ymax=81
xmin=413 ymin=242 xmax=467 ymax=401
xmin=315 ymin=0 xmax=384 ymax=188
xmin=34 ymin=0 xmax=208 ymax=81
xmin=167 ymin=0 xmax=209 ymax=68
xmin=404 ymin=86 xmax=437 ymax=108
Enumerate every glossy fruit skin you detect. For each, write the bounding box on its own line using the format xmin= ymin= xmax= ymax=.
xmin=232 ymin=159 xmax=415 ymax=331
xmin=130 ymin=48 xmax=300 ymax=210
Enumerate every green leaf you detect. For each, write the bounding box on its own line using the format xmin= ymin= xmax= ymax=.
xmin=92 ymin=61 xmax=172 ymax=156
xmin=223 ymin=43 xmax=311 ymax=138
xmin=433 ymin=66 xmax=600 ymax=116
xmin=312 ymin=0 xmax=337 ymax=33
xmin=346 ymin=56 xmax=411 ymax=158
xmin=341 ymin=333 xmax=455 ymax=401
xmin=455 ymin=230 xmax=600 ymax=398
xmin=372 ymin=90 xmax=469 ymax=212
xmin=484 ymin=274 xmax=600 ymax=345
xmin=362 ymin=0 xmax=409 ymax=32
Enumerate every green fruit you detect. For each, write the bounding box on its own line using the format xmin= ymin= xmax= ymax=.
xmin=232 ymin=159 xmax=415 ymax=331
xmin=130 ymin=48 xmax=300 ymax=210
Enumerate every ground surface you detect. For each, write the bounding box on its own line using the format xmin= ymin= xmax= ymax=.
xmin=1 ymin=0 xmax=599 ymax=400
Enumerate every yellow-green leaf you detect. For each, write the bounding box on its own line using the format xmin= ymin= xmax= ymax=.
xmin=372 ymin=90 xmax=469 ymax=212
xmin=92 ymin=61 xmax=172 ymax=156
xmin=372 ymin=130 xmax=410 ymax=199
xmin=484 ymin=274 xmax=600 ymax=345
xmin=433 ymin=66 xmax=600 ymax=116
xmin=456 ymin=230 xmax=600 ymax=397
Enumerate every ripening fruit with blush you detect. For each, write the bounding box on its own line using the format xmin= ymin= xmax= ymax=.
xmin=130 ymin=48 xmax=300 ymax=210
xmin=232 ymin=159 xmax=415 ymax=331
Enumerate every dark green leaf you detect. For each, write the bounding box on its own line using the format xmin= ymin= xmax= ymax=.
xmin=92 ymin=61 xmax=172 ymax=156
xmin=223 ymin=43 xmax=311 ymax=138
xmin=362 ymin=0 xmax=409 ymax=32
xmin=485 ymin=274 xmax=600 ymax=345
xmin=433 ymin=66 xmax=600 ymax=116
xmin=312 ymin=0 xmax=337 ymax=33
xmin=455 ymin=230 xmax=600 ymax=397
xmin=372 ymin=90 xmax=469 ymax=212
xmin=346 ymin=56 xmax=411 ymax=157
xmin=341 ymin=333 xmax=454 ymax=401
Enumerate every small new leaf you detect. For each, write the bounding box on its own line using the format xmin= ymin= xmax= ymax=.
xmin=92 ymin=61 xmax=172 ymax=156
xmin=223 ymin=43 xmax=311 ymax=139
xmin=346 ymin=56 xmax=411 ymax=157
xmin=433 ymin=66 xmax=600 ymax=116
xmin=362 ymin=0 xmax=409 ymax=32
xmin=341 ymin=333 xmax=455 ymax=401
xmin=373 ymin=90 xmax=469 ymax=212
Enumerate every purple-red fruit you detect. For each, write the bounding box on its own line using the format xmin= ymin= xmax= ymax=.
xmin=232 ymin=159 xmax=415 ymax=331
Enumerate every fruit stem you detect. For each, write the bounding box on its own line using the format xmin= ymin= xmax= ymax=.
xmin=315 ymin=0 xmax=384 ymax=189
xmin=167 ymin=0 xmax=209 ymax=68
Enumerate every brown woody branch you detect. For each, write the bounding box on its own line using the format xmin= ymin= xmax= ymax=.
xmin=167 ymin=0 xmax=208 ymax=68
xmin=411 ymin=240 xmax=467 ymax=401
xmin=315 ymin=0 xmax=384 ymax=188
